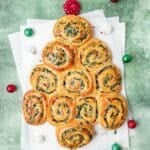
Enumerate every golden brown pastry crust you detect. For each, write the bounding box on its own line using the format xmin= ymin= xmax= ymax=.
xmin=56 ymin=122 xmax=95 ymax=148
xmin=61 ymin=68 xmax=93 ymax=96
xmin=22 ymin=14 xmax=128 ymax=148
xmin=53 ymin=15 xmax=93 ymax=47
xmin=30 ymin=64 xmax=58 ymax=95
xmin=47 ymin=94 xmax=75 ymax=126
xmin=75 ymin=96 xmax=97 ymax=124
xmin=78 ymin=38 xmax=111 ymax=70
xmin=42 ymin=38 xmax=76 ymax=71
xmin=98 ymin=93 xmax=128 ymax=130
xmin=22 ymin=90 xmax=47 ymax=125
xmin=95 ymin=63 xmax=121 ymax=93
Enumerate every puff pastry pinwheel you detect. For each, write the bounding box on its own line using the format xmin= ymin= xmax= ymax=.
xmin=78 ymin=38 xmax=111 ymax=70
xmin=47 ymin=94 xmax=75 ymax=126
xmin=56 ymin=122 xmax=95 ymax=148
xmin=76 ymin=96 xmax=97 ymax=124
xmin=95 ymin=63 xmax=121 ymax=93
xmin=63 ymin=68 xmax=93 ymax=96
xmin=53 ymin=15 xmax=93 ymax=47
xmin=42 ymin=39 xmax=75 ymax=71
xmin=22 ymin=90 xmax=47 ymax=125
xmin=98 ymin=93 xmax=128 ymax=130
xmin=30 ymin=64 xmax=58 ymax=95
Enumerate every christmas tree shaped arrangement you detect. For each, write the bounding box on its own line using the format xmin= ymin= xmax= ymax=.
xmin=22 ymin=15 xmax=128 ymax=149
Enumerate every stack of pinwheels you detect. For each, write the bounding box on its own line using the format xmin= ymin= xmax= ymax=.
xmin=9 ymin=9 xmax=130 ymax=150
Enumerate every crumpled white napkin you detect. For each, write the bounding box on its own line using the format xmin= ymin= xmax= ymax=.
xmin=8 ymin=10 xmax=129 ymax=150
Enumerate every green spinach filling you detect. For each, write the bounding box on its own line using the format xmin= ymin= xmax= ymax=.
xmin=63 ymin=71 xmax=89 ymax=93
xmin=95 ymin=65 xmax=121 ymax=91
xmin=64 ymin=23 xmax=78 ymax=37
xmin=36 ymin=68 xmax=58 ymax=94
xmin=48 ymin=48 xmax=67 ymax=66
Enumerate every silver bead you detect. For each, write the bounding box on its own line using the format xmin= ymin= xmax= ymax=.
xmin=28 ymin=46 xmax=37 ymax=55
xmin=34 ymin=134 xmax=46 ymax=143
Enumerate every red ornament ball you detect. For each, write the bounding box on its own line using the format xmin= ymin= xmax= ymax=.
xmin=111 ymin=0 xmax=119 ymax=3
xmin=63 ymin=0 xmax=81 ymax=15
xmin=6 ymin=84 xmax=17 ymax=93
xmin=128 ymin=120 xmax=137 ymax=129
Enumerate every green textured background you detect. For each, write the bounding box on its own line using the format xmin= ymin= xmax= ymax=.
xmin=0 ymin=0 xmax=150 ymax=150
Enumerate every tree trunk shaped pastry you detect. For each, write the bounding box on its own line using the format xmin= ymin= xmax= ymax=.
xmin=56 ymin=122 xmax=95 ymax=148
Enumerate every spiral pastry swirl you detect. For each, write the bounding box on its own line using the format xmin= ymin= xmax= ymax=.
xmin=22 ymin=90 xmax=47 ymax=125
xmin=56 ymin=122 xmax=95 ymax=148
xmin=30 ymin=64 xmax=58 ymax=95
xmin=79 ymin=38 xmax=111 ymax=69
xmin=53 ymin=15 xmax=93 ymax=47
xmin=63 ymin=69 xmax=93 ymax=96
xmin=47 ymin=95 xmax=75 ymax=126
xmin=42 ymin=39 xmax=75 ymax=71
xmin=95 ymin=63 xmax=121 ymax=93
xmin=98 ymin=93 xmax=127 ymax=130
xmin=76 ymin=96 xmax=97 ymax=124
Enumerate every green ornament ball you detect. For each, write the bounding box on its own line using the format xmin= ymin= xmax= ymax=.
xmin=24 ymin=28 xmax=34 ymax=37
xmin=122 ymin=54 xmax=132 ymax=63
xmin=112 ymin=143 xmax=122 ymax=150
